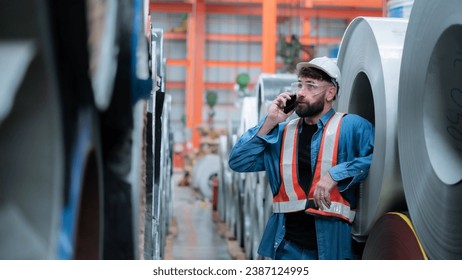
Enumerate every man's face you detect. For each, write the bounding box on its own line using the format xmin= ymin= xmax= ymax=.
xmin=294 ymin=77 xmax=331 ymax=118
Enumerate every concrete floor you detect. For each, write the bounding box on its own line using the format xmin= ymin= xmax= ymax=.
xmin=164 ymin=172 xmax=245 ymax=260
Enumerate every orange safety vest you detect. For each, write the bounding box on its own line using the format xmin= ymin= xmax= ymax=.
xmin=273 ymin=112 xmax=356 ymax=223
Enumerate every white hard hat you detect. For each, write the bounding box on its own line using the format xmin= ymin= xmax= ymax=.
xmin=296 ymin=56 xmax=341 ymax=88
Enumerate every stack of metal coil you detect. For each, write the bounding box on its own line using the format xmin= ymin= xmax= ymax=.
xmin=337 ymin=0 xmax=462 ymax=259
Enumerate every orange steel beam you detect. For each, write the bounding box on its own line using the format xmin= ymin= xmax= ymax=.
xmin=167 ymin=81 xmax=186 ymax=88
xmin=151 ymin=1 xmax=383 ymax=11
xmin=300 ymin=36 xmax=341 ymax=45
xmin=207 ymin=33 xmax=261 ymax=42
xmin=185 ymin=5 xmax=195 ymax=141
xmin=206 ymin=4 xmax=261 ymax=15
xmin=205 ymin=82 xmax=255 ymax=90
xmin=165 ymin=32 xmax=261 ymax=42
xmin=204 ymin=0 xmax=381 ymax=5
xmin=149 ymin=2 xmax=192 ymax=13
xmin=167 ymin=81 xmax=256 ymax=90
xmin=207 ymin=0 xmax=263 ymax=3
xmin=164 ymin=31 xmax=339 ymax=46
xmin=262 ymin=0 xmax=277 ymax=73
xmin=168 ymin=59 xmax=261 ymax=68
xmin=164 ymin=32 xmax=187 ymax=40
xmin=310 ymin=0 xmax=382 ymax=8
xmin=166 ymin=59 xmax=189 ymax=66
xmin=301 ymin=18 xmax=311 ymax=60
xmin=304 ymin=0 xmax=314 ymax=7
xmin=206 ymin=0 xmax=382 ymax=8
xmin=277 ymin=7 xmax=382 ymax=18
xmin=151 ymin=3 xmax=382 ymax=18
xmin=206 ymin=60 xmax=261 ymax=68
xmin=190 ymin=0 xmax=206 ymax=148
xmin=206 ymin=4 xmax=381 ymax=18
xmin=206 ymin=82 xmax=233 ymax=90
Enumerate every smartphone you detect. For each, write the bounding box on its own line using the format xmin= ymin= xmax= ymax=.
xmin=283 ymin=94 xmax=297 ymax=113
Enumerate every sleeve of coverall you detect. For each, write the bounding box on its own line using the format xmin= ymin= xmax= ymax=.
xmin=329 ymin=115 xmax=375 ymax=192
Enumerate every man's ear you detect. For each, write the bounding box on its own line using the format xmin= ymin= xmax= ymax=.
xmin=326 ymin=86 xmax=336 ymax=102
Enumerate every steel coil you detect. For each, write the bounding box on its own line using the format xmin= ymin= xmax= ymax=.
xmin=362 ymin=212 xmax=427 ymax=260
xmin=256 ymin=73 xmax=297 ymax=121
xmin=232 ymin=170 xmax=245 ymax=247
xmin=86 ymin=0 xmax=119 ymax=111
xmin=243 ymin=172 xmax=257 ymax=259
xmin=192 ymin=154 xmax=220 ymax=200
xmin=237 ymin=96 xmax=258 ymax=135
xmin=0 ymin=3 xmax=65 ymax=259
xmin=222 ymin=122 xmax=237 ymax=228
xmin=236 ymin=97 xmax=259 ymax=255
xmin=226 ymin=134 xmax=239 ymax=238
xmin=247 ymin=74 xmax=297 ymax=259
xmin=130 ymin=99 xmax=148 ymax=260
xmin=148 ymin=27 xmax=172 ymax=260
xmin=397 ymin=0 xmax=462 ymax=259
xmin=217 ymin=135 xmax=229 ymax=222
xmin=336 ymin=17 xmax=409 ymax=240
xmin=252 ymin=171 xmax=267 ymax=260
xmin=157 ymin=93 xmax=173 ymax=259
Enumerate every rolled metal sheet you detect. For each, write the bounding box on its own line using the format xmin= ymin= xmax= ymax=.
xmin=226 ymin=134 xmax=239 ymax=236
xmin=151 ymin=91 xmax=173 ymax=260
xmin=217 ymin=135 xmax=229 ymax=221
xmin=397 ymin=0 xmax=462 ymax=259
xmin=236 ymin=96 xmax=259 ymax=257
xmin=336 ymin=17 xmax=409 ymax=240
xmin=251 ymin=74 xmax=297 ymax=258
xmin=191 ymin=154 xmax=220 ymax=199
xmin=129 ymin=99 xmax=147 ymax=259
xmin=232 ymin=167 xmax=245 ymax=247
xmin=0 ymin=42 xmax=35 ymax=124
xmin=238 ymin=96 xmax=258 ymax=135
xmin=87 ymin=0 xmax=119 ymax=111
xmin=0 ymin=2 xmax=65 ymax=258
xmin=256 ymin=73 xmax=297 ymax=121
xmin=362 ymin=212 xmax=427 ymax=260
xmin=220 ymin=120 xmax=236 ymax=224
xmin=252 ymin=171 xmax=267 ymax=260
xmin=243 ymin=172 xmax=257 ymax=259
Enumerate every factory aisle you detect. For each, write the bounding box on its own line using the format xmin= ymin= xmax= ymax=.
xmin=164 ymin=171 xmax=240 ymax=260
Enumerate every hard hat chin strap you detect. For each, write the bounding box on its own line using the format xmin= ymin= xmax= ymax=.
xmin=331 ymin=79 xmax=339 ymax=96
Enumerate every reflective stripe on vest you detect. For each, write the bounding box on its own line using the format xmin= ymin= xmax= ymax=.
xmin=273 ymin=118 xmax=307 ymax=213
xmin=305 ymin=112 xmax=356 ymax=223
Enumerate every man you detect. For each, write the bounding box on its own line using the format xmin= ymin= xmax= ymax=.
xmin=228 ymin=56 xmax=374 ymax=260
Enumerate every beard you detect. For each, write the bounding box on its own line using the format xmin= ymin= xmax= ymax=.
xmin=295 ymin=98 xmax=325 ymax=118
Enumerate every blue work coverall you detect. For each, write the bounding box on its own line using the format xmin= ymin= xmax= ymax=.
xmin=228 ymin=108 xmax=374 ymax=259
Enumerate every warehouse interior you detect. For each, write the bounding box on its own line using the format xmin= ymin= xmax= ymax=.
xmin=149 ymin=0 xmax=407 ymax=260
xmin=151 ymin=0 xmax=384 ymax=148
xmin=1 ymin=0 xmax=462 ymax=261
